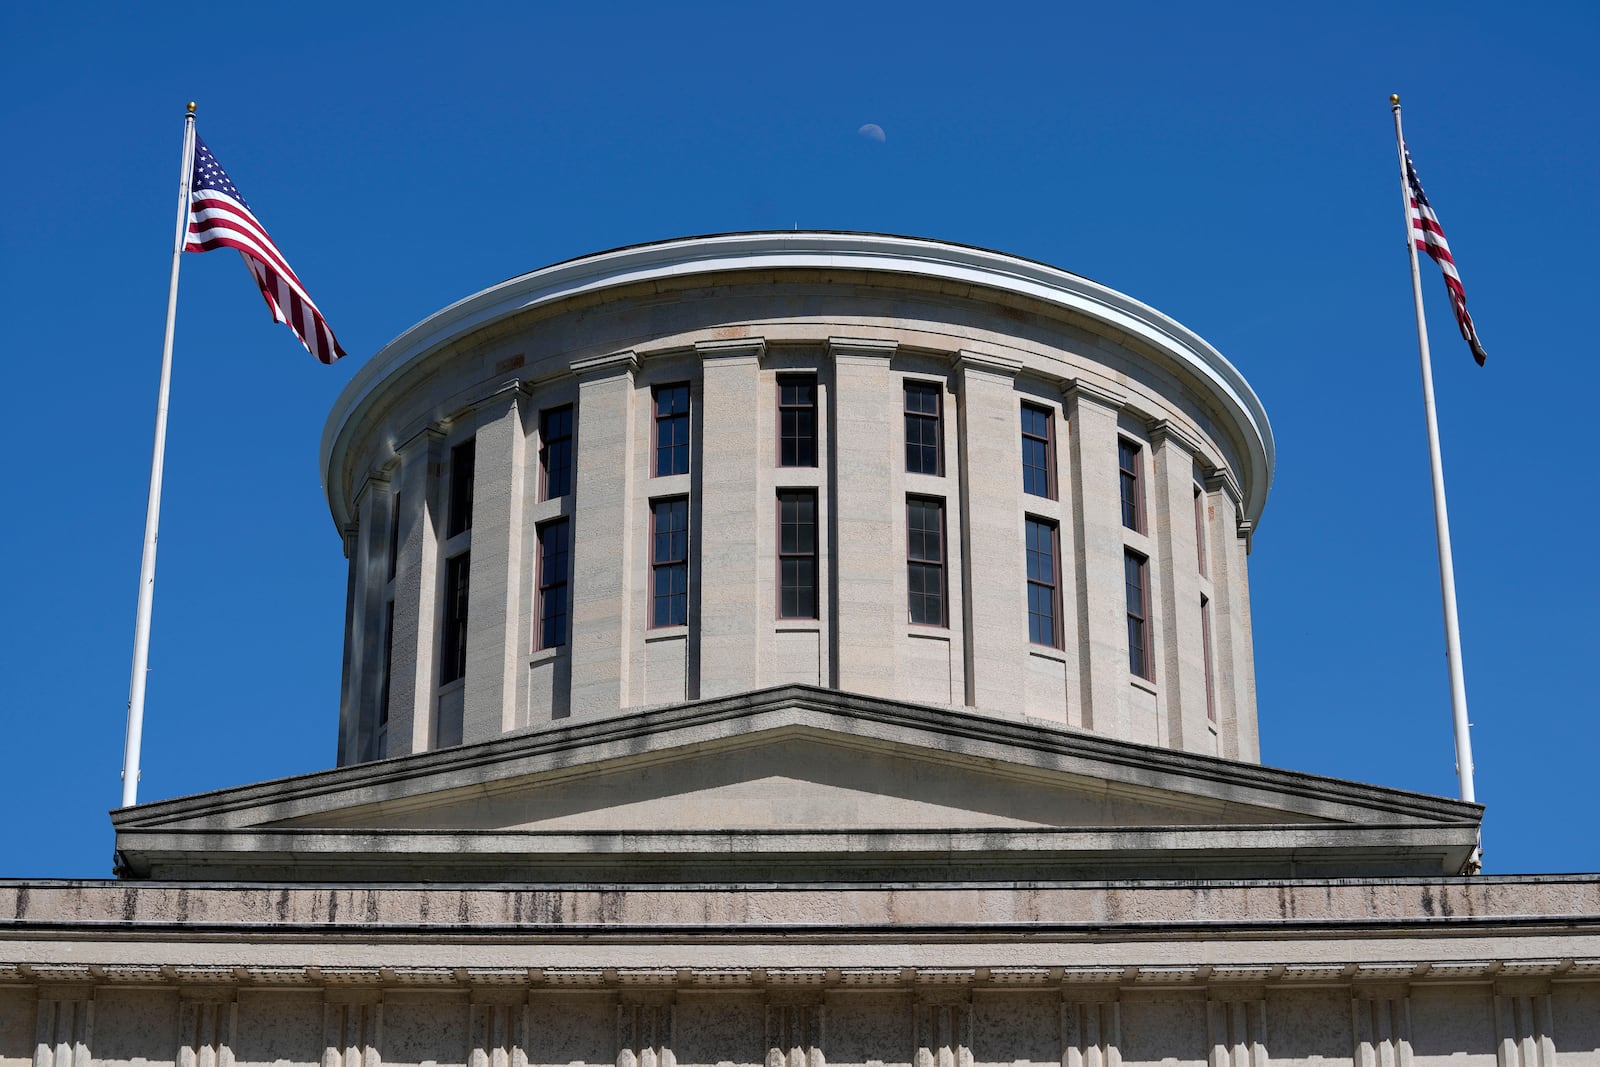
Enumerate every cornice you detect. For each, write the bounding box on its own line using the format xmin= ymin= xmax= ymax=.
xmin=1062 ymin=377 xmax=1127 ymax=411
xmin=570 ymin=349 xmax=640 ymax=380
xmin=695 ymin=337 xmax=767 ymax=362
xmin=827 ymin=336 xmax=899 ymax=363
xmin=954 ymin=349 xmax=1023 ymax=379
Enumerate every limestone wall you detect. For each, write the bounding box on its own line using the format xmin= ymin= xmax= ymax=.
xmin=327 ymin=241 xmax=1271 ymax=768
xmin=3 ymin=974 xmax=1596 ymax=1067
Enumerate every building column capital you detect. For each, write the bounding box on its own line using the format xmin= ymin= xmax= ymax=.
xmin=572 ymin=349 xmax=640 ymax=382
xmin=828 ymin=336 xmax=898 ymax=364
xmin=954 ymin=349 xmax=1022 ymax=380
xmin=695 ymin=336 xmax=766 ymax=363
xmin=1147 ymin=418 xmax=1206 ymax=458
xmin=1062 ymin=377 xmax=1127 ymax=411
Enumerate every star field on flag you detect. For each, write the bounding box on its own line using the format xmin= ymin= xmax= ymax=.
xmin=185 ymin=135 xmax=345 ymax=363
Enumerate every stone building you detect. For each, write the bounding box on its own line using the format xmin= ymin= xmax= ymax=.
xmin=3 ymin=233 xmax=1597 ymax=1067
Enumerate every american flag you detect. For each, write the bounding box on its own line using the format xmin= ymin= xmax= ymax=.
xmin=1404 ymin=143 xmax=1487 ymax=366
xmin=185 ymin=135 xmax=345 ymax=363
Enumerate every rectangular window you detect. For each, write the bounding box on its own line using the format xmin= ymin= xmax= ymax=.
xmin=1021 ymin=403 xmax=1056 ymax=499
xmin=386 ymin=493 xmax=401 ymax=582
xmin=540 ymin=405 xmax=574 ymax=499
xmin=906 ymin=496 xmax=946 ymax=626
xmin=777 ymin=375 xmax=818 ymax=467
xmin=777 ymin=490 xmax=818 ymax=619
xmin=650 ymin=497 xmax=689 ymax=627
xmin=1201 ymin=595 xmax=1217 ymax=723
xmin=440 ymin=551 xmax=470 ymax=685
xmin=447 ymin=438 xmax=476 ymax=538
xmin=1194 ymin=486 xmax=1208 ymax=576
xmin=904 ymin=381 xmax=943 ymax=476
xmin=536 ymin=519 xmax=570 ymax=649
xmin=377 ymin=602 xmax=394 ymax=734
xmin=1125 ymin=550 xmax=1151 ymax=680
xmin=653 ymin=383 xmax=691 ymax=477
xmin=1025 ymin=517 xmax=1061 ymax=647
xmin=1118 ymin=438 xmax=1143 ymax=532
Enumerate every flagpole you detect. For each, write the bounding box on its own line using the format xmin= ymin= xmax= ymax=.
xmin=1390 ymin=94 xmax=1480 ymax=869
xmin=121 ymin=102 xmax=198 ymax=809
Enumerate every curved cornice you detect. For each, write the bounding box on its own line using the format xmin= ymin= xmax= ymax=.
xmin=321 ymin=232 xmax=1274 ymax=527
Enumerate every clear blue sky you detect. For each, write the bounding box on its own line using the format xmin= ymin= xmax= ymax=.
xmin=2 ymin=2 xmax=1596 ymax=878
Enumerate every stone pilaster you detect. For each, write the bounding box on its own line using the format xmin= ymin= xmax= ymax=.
xmin=1064 ymin=379 xmax=1129 ymax=735
xmin=1208 ymin=990 xmax=1267 ymax=1067
xmin=464 ymin=384 xmax=531 ymax=743
xmin=766 ymin=995 xmax=825 ymax=1067
xmin=1492 ymin=980 xmax=1557 ymax=1067
xmin=1149 ymin=420 xmax=1208 ymax=754
xmin=616 ymin=995 xmax=674 ymax=1067
xmin=338 ymin=473 xmax=394 ymax=764
xmin=696 ymin=339 xmax=764 ymax=698
xmin=913 ymin=994 xmax=971 ymax=1067
xmin=468 ymin=992 xmax=528 ymax=1067
xmin=32 ymin=986 xmax=92 ymax=1067
xmin=955 ymin=351 xmax=1023 ymax=714
xmin=1060 ymin=992 xmax=1120 ymax=1067
xmin=385 ymin=427 xmax=444 ymax=757
xmin=569 ymin=352 xmax=639 ymax=717
xmin=1204 ymin=472 xmax=1257 ymax=761
xmin=322 ymin=990 xmax=382 ymax=1067
xmin=829 ymin=338 xmax=898 ymax=696
xmin=178 ymin=988 xmax=236 ymax=1067
xmin=1351 ymin=986 xmax=1408 ymax=1067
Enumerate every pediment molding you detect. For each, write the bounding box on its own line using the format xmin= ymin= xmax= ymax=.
xmin=110 ymin=686 xmax=1481 ymax=881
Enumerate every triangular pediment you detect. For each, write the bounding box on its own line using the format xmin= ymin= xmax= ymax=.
xmin=269 ymin=729 xmax=1324 ymax=833
xmin=112 ymin=686 xmax=1481 ymax=881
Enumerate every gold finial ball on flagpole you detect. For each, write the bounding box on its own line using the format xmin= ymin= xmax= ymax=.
xmin=1390 ymin=94 xmax=1400 ymax=105
xmin=187 ymin=101 xmax=197 ymax=114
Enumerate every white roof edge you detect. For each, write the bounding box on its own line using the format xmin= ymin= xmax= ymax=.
xmin=321 ymin=232 xmax=1274 ymax=526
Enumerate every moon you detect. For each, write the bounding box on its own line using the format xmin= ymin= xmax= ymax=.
xmin=857 ymin=123 xmax=886 ymax=143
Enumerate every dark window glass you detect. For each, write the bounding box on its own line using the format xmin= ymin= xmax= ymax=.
xmin=440 ymin=551 xmax=470 ymax=684
xmin=540 ymin=405 xmax=574 ymax=500
xmin=447 ymin=439 xmax=475 ymax=538
xmin=1125 ymin=550 xmax=1151 ymax=679
xmin=1021 ymin=404 xmax=1055 ymax=499
xmin=386 ymin=493 xmax=401 ymax=582
xmin=1118 ymin=439 xmax=1143 ymax=532
xmin=778 ymin=490 xmax=818 ymax=618
xmin=654 ymin=384 xmax=691 ymax=477
xmin=778 ymin=376 xmax=818 ymax=467
xmin=377 ymin=603 xmax=394 ymax=732
xmin=537 ymin=519 xmax=570 ymax=649
xmin=1194 ymin=486 xmax=1208 ymax=576
xmin=1201 ymin=595 xmax=1217 ymax=723
xmin=1026 ymin=518 xmax=1060 ymax=647
xmin=651 ymin=498 xmax=689 ymax=627
xmin=904 ymin=381 xmax=942 ymax=475
xmin=907 ymin=497 xmax=945 ymax=626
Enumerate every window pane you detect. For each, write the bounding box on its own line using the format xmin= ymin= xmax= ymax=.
xmin=904 ymin=382 xmax=942 ymax=475
xmin=906 ymin=497 xmax=945 ymax=625
xmin=541 ymin=405 xmax=574 ymax=499
xmin=537 ymin=520 xmax=569 ymax=649
xmin=655 ymin=384 xmax=691 ymax=476
xmin=447 ymin=439 xmax=476 ymax=537
xmin=652 ymin=499 xmax=690 ymax=627
xmin=1125 ymin=551 xmax=1150 ymax=678
xmin=778 ymin=490 xmax=818 ymax=619
xmin=440 ymin=551 xmax=470 ymax=683
xmin=1118 ymin=439 xmax=1142 ymax=532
